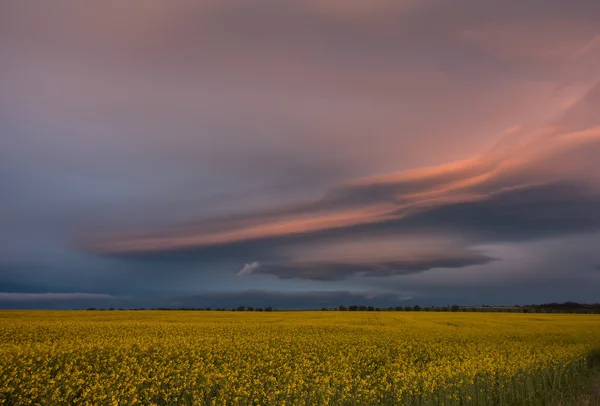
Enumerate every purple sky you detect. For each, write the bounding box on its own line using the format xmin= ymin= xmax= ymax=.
xmin=1 ymin=1 xmax=600 ymax=308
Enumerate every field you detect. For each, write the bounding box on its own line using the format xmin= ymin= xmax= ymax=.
xmin=1 ymin=311 xmax=600 ymax=405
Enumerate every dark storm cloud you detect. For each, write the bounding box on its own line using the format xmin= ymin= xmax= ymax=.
xmin=0 ymin=293 xmax=118 ymax=310
xmin=394 ymin=182 xmax=600 ymax=242
xmin=0 ymin=292 xmax=114 ymax=302
xmin=0 ymin=289 xmax=413 ymax=310
xmin=90 ymin=178 xmax=600 ymax=281
xmin=89 ymin=113 xmax=600 ymax=280
xmin=248 ymin=254 xmax=496 ymax=281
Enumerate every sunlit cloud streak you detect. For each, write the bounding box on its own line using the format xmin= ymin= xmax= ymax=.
xmin=88 ymin=86 xmax=600 ymax=279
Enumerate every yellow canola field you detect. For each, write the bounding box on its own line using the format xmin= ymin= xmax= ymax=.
xmin=1 ymin=311 xmax=599 ymax=405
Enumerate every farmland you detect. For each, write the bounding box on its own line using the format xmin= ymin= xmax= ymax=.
xmin=1 ymin=311 xmax=599 ymax=405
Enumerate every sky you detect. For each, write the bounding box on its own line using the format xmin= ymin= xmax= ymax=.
xmin=1 ymin=1 xmax=600 ymax=309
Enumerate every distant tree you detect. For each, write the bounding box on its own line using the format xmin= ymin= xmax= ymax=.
xmin=451 ymin=305 xmax=460 ymax=312
xmin=247 ymin=306 xmax=254 ymax=311
xmin=256 ymin=308 xmax=264 ymax=312
xmin=394 ymin=306 xmax=403 ymax=311
xmin=321 ymin=308 xmax=328 ymax=311
xmin=349 ymin=305 xmax=358 ymax=311
xmin=237 ymin=306 xmax=246 ymax=311
xmin=358 ymin=305 xmax=367 ymax=311
xmin=375 ymin=307 xmax=381 ymax=311
xmin=405 ymin=306 xmax=412 ymax=311
xmin=265 ymin=307 xmax=273 ymax=312
xmin=367 ymin=306 xmax=374 ymax=311
xmin=339 ymin=305 xmax=347 ymax=311
xmin=413 ymin=305 xmax=421 ymax=312
xmin=86 ymin=308 xmax=97 ymax=311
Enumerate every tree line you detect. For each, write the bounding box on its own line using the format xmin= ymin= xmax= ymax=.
xmin=82 ymin=302 xmax=600 ymax=314
xmin=84 ymin=306 xmax=275 ymax=312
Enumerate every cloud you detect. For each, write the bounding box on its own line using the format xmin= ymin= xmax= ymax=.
xmin=2 ymin=1 xmax=600 ymax=302
xmin=244 ymin=235 xmax=496 ymax=280
xmin=86 ymin=122 xmax=600 ymax=283
xmin=256 ymin=254 xmax=495 ymax=281
xmin=82 ymin=98 xmax=600 ymax=281
xmin=557 ymin=82 xmax=600 ymax=131
xmin=237 ymin=262 xmax=260 ymax=276
xmin=87 ymin=112 xmax=600 ymax=259
xmin=0 ymin=292 xmax=114 ymax=301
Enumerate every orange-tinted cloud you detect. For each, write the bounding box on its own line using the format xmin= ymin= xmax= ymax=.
xmin=88 ymin=121 xmax=600 ymax=257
